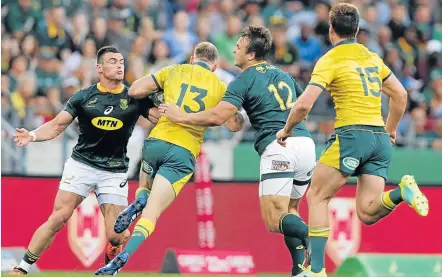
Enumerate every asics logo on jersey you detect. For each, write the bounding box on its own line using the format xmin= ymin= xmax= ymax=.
xmin=91 ymin=116 xmax=123 ymax=130
xmin=104 ymin=106 xmax=113 ymax=115
xmin=343 ymin=157 xmax=360 ymax=170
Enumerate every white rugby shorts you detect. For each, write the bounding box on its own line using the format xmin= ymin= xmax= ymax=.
xmin=259 ymin=137 xmax=316 ymax=199
xmin=59 ymin=158 xmax=128 ymax=206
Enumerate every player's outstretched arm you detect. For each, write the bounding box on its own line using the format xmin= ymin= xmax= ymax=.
xmin=159 ymin=101 xmax=238 ymax=127
xmin=129 ymin=75 xmax=160 ymax=99
xmin=224 ymin=111 xmax=245 ymax=132
xmin=382 ymin=74 xmax=407 ymax=143
xmin=13 ymin=111 xmax=74 ymax=147
xmin=285 ymin=85 xmax=322 ymax=131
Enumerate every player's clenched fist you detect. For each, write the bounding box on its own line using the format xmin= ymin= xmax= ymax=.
xmin=159 ymin=104 xmax=185 ymax=123
xmin=13 ymin=128 xmax=31 ymax=147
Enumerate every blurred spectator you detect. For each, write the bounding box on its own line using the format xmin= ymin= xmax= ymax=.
xmin=106 ymin=8 xmax=134 ymax=58
xmin=314 ymin=1 xmax=331 ymax=51
xmin=240 ymin=0 xmax=262 ymax=22
xmin=293 ymin=23 xmax=322 ymax=66
xmin=388 ymin=4 xmax=407 ymax=41
xmin=83 ymin=0 xmax=108 ymax=24
xmin=212 ymin=15 xmax=242 ymax=71
xmin=414 ymin=4 xmax=432 ymax=42
xmin=4 ymin=0 xmax=41 ymax=40
xmin=126 ymin=0 xmax=159 ymax=33
xmin=8 ymin=55 xmax=29 ymax=92
xmin=6 ymin=71 xmax=39 ymax=129
xmin=66 ymin=12 xmax=89 ymax=53
xmin=162 ymin=11 xmax=198 ymax=63
xmin=90 ymin=17 xmax=111 ymax=50
xmin=147 ymin=39 xmax=174 ymax=74
xmin=357 ymin=26 xmax=382 ymax=55
xmin=269 ymin=21 xmax=299 ymax=76
xmin=19 ymin=34 xmax=38 ymax=71
xmin=195 ymin=15 xmax=212 ymax=42
xmin=378 ymin=26 xmax=393 ymax=57
xmin=396 ymin=25 xmax=423 ymax=76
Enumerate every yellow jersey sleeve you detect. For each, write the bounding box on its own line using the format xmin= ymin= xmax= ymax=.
xmin=309 ymin=55 xmax=335 ymax=90
xmin=151 ymin=65 xmax=176 ymax=89
xmin=381 ymin=61 xmax=392 ymax=81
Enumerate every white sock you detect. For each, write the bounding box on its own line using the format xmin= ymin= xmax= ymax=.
xmin=18 ymin=260 xmax=31 ymax=272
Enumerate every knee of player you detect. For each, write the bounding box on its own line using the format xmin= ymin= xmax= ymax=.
xmin=107 ymin=229 xmax=129 ymax=246
xmin=48 ymin=210 xmax=71 ymax=231
xmin=356 ymin=210 xmax=379 ymax=225
xmin=306 ymin=186 xmax=332 ymax=205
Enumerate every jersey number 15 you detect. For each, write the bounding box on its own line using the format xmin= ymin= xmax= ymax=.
xmin=268 ymin=81 xmax=294 ymax=111
xmin=356 ymin=67 xmax=382 ymax=97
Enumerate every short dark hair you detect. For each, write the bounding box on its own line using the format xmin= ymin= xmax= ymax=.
xmin=194 ymin=42 xmax=218 ymax=64
xmin=238 ymin=25 xmax=272 ymax=61
xmin=97 ymin=46 xmax=120 ymax=63
xmin=329 ymin=3 xmax=359 ymax=39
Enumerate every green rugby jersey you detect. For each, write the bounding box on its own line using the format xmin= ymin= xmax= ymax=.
xmin=64 ymin=83 xmax=154 ymax=173
xmin=223 ymin=62 xmax=310 ymax=156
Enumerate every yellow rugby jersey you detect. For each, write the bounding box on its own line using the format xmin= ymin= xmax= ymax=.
xmin=309 ymin=40 xmax=392 ymax=128
xmin=150 ymin=62 xmax=227 ymax=157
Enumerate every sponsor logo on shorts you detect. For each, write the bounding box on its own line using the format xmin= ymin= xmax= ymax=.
xmin=91 ymin=116 xmax=123 ymax=130
xmin=142 ymin=161 xmax=154 ymax=174
xmin=342 ymin=157 xmax=359 ymax=170
xmin=271 ymin=160 xmax=290 ymax=171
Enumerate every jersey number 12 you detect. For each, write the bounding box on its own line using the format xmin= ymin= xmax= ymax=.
xmin=268 ymin=81 xmax=294 ymax=111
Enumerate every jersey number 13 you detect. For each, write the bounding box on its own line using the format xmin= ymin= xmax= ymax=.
xmin=177 ymin=83 xmax=208 ymax=113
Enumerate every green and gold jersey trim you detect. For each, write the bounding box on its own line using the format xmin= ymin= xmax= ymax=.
xmin=97 ymin=83 xmax=125 ymax=94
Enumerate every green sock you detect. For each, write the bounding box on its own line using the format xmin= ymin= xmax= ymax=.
xmin=388 ymin=188 xmax=403 ymax=205
xmin=309 ymin=228 xmax=330 ymax=273
xmin=124 ymin=218 xmax=155 ymax=257
xmin=279 ymin=214 xmax=309 ymax=245
xmin=284 ymin=236 xmax=305 ymax=276
xmin=135 ymin=188 xmax=150 ymax=200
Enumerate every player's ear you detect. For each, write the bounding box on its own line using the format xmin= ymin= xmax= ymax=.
xmin=97 ymin=64 xmax=102 ymax=74
xmin=190 ymin=55 xmax=194 ymax=64
xmin=355 ymin=27 xmax=359 ymax=37
xmin=211 ymin=63 xmax=217 ymax=72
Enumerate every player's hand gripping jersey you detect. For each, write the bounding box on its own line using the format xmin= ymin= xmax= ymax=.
xmin=149 ymin=62 xmax=227 ymax=157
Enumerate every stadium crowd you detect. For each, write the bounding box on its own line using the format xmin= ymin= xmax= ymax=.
xmin=1 ymin=0 xmax=442 ymax=149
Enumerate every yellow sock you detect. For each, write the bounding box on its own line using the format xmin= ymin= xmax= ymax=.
xmin=125 ymin=218 xmax=155 ymax=256
xmin=381 ymin=191 xmax=397 ymax=210
xmin=134 ymin=218 xmax=155 ymax=238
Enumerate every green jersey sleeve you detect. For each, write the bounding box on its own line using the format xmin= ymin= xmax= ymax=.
xmin=138 ymin=97 xmax=155 ymax=118
xmin=293 ymin=79 xmax=304 ymax=98
xmin=64 ymin=90 xmax=84 ymax=118
xmin=222 ymin=78 xmax=248 ymax=109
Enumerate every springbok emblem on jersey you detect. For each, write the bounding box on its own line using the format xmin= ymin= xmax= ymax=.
xmin=68 ymin=193 xmax=106 ymax=267
xmin=326 ymin=197 xmax=361 ymax=267
xmin=120 ymin=99 xmax=128 ymax=110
